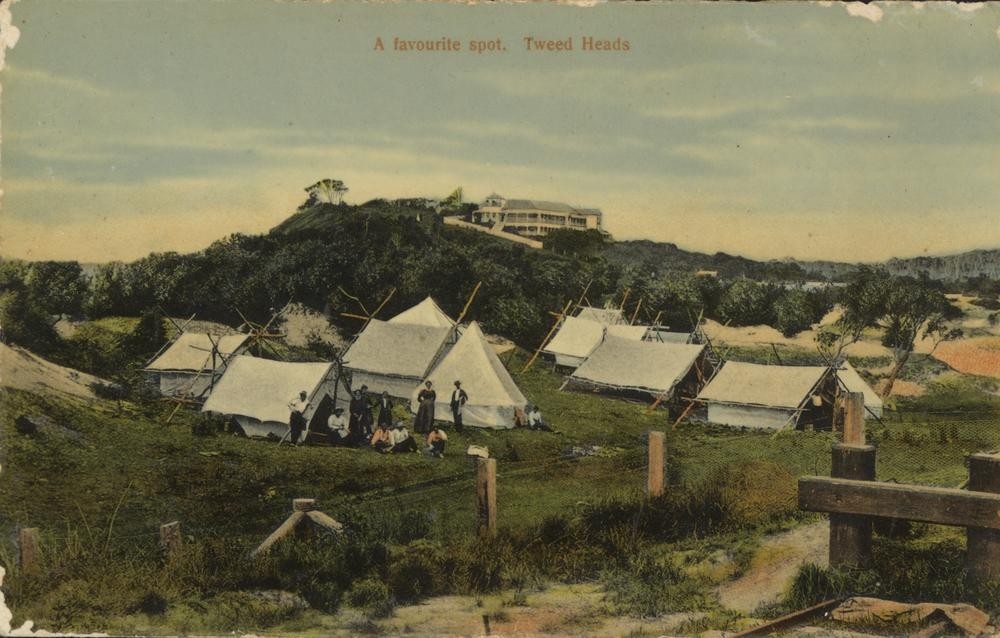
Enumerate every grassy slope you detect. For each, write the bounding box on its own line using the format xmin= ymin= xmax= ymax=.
xmin=3 ymin=335 xmax=1000 ymax=633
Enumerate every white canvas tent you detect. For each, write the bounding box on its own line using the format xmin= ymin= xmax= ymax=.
xmin=837 ymin=361 xmax=884 ymax=419
xmin=696 ymin=361 xmax=834 ymax=430
xmin=575 ymin=306 xmax=625 ymax=325
xmin=144 ymin=332 xmax=250 ymax=399
xmin=644 ymin=329 xmax=692 ymax=344
xmin=568 ymin=336 xmax=706 ymax=400
xmin=202 ymin=356 xmax=351 ymax=439
xmin=410 ymin=322 xmax=527 ymax=429
xmin=343 ymin=319 xmax=453 ymax=398
xmin=543 ymin=316 xmax=648 ymax=368
xmin=389 ymin=296 xmax=455 ymax=328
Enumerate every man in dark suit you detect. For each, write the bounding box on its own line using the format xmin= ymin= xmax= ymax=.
xmin=450 ymin=380 xmax=468 ymax=433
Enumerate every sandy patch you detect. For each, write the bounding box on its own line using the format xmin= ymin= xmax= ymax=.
xmin=717 ymin=521 xmax=829 ymax=614
xmin=169 ymin=318 xmax=240 ymax=336
xmin=930 ymin=337 xmax=1000 ymax=379
xmin=876 ymin=379 xmax=925 ymax=397
xmin=376 ymin=583 xmax=698 ymax=637
xmin=0 ymin=343 xmax=108 ymax=399
xmin=702 ymin=320 xmax=892 ymax=359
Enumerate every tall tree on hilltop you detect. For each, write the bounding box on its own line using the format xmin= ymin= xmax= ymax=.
xmin=302 ymin=178 xmax=349 ymax=208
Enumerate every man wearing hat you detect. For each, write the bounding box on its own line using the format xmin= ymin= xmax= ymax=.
xmin=286 ymin=390 xmax=309 ymax=446
xmin=389 ymin=421 xmax=418 ymax=453
xmin=450 ymin=380 xmax=468 ymax=433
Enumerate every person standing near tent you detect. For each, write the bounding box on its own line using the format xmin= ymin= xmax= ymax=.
xmin=349 ymin=389 xmax=366 ymax=446
xmin=286 ymin=390 xmax=309 ymax=446
xmin=414 ymin=380 xmax=436 ymax=434
xmin=450 ymin=380 xmax=468 ymax=433
xmin=376 ymin=391 xmax=393 ymax=428
xmin=360 ymin=385 xmax=375 ymax=439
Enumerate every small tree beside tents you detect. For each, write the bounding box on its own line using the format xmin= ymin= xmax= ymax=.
xmin=818 ymin=268 xmax=961 ymax=398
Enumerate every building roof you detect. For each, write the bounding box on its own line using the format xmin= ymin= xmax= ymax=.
xmin=201 ymin=356 xmax=340 ymax=424
xmin=697 ymin=362 xmax=830 ymax=409
xmin=413 ymin=321 xmax=526 ymax=413
xmin=837 ymin=361 xmax=884 ymax=410
xmin=343 ymin=319 xmax=451 ymax=379
xmin=500 ymin=199 xmax=602 ymax=216
xmin=145 ymin=333 xmax=250 ymax=372
xmin=570 ymin=337 xmax=705 ymax=395
xmin=388 ymin=296 xmax=455 ymax=328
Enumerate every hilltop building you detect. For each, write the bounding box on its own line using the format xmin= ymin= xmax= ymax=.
xmin=472 ymin=194 xmax=604 ymax=238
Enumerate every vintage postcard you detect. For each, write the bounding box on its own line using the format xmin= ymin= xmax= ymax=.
xmin=2 ymin=1 xmax=1000 ymax=636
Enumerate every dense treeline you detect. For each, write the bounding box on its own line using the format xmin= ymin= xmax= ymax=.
xmin=1 ymin=201 xmax=987 ymax=358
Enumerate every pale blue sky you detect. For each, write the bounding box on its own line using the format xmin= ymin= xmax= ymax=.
xmin=3 ymin=1 xmax=999 ymax=262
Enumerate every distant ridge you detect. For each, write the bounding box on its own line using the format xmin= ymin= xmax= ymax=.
xmin=606 ymin=240 xmax=1000 ymax=281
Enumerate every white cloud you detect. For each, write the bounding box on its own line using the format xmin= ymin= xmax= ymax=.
xmin=744 ymin=22 xmax=778 ymax=49
xmin=0 ymin=0 xmax=20 ymax=71
xmin=779 ymin=116 xmax=896 ymax=132
xmin=4 ymin=65 xmax=113 ymax=97
xmin=958 ymin=3 xmax=985 ymax=12
xmin=845 ymin=2 xmax=884 ymax=23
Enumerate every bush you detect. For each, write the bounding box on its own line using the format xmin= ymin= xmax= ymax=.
xmin=703 ymin=459 xmax=798 ymax=528
xmin=773 ymin=289 xmax=816 ymax=337
xmin=205 ymin=590 xmax=306 ymax=630
xmin=387 ymin=540 xmax=446 ymax=603
xmin=717 ymin=279 xmax=775 ymax=326
xmin=347 ymin=577 xmax=394 ymax=618
xmin=602 ymin=553 xmax=710 ymax=617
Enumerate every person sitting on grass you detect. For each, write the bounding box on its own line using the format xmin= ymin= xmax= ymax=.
xmin=370 ymin=422 xmax=393 ymax=453
xmin=327 ymin=407 xmax=351 ymax=445
xmin=528 ymin=405 xmax=551 ymax=431
xmin=426 ymin=426 xmax=448 ymax=458
xmin=390 ymin=421 xmax=418 ymax=453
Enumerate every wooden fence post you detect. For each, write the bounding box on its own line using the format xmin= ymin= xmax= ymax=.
xmin=160 ymin=521 xmax=182 ymax=558
xmin=19 ymin=527 xmax=40 ymax=574
xmin=829 ymin=443 xmax=876 ymax=567
xmin=647 ymin=431 xmax=665 ymax=498
xmin=475 ymin=458 xmax=497 ymax=536
xmin=842 ymin=392 xmax=865 ymax=446
xmin=966 ymin=453 xmax=1000 ymax=585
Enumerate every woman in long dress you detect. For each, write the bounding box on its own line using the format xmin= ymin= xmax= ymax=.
xmin=414 ymin=380 xmax=436 ymax=434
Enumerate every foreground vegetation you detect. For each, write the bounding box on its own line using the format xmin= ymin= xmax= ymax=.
xmin=2 ymin=337 xmax=999 ymax=634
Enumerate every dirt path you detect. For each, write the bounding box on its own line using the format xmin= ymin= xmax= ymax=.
xmin=717 ymin=520 xmax=829 ymax=614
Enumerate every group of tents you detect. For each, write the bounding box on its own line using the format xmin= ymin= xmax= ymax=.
xmin=538 ymin=304 xmax=883 ymax=430
xmin=143 ymin=297 xmax=529 ymax=440
xmin=143 ymin=296 xmax=884 ymax=439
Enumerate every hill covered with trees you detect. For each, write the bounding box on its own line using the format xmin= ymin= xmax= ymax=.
xmin=1 ymin=197 xmax=991 ymax=375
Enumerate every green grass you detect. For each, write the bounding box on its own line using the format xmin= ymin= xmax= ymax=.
xmin=3 ymin=343 xmax=1000 ymax=633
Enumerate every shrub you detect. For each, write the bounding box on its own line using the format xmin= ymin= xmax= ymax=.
xmin=703 ymin=459 xmax=798 ymax=528
xmin=205 ymin=590 xmax=306 ymax=630
xmin=602 ymin=553 xmax=711 ymax=617
xmin=347 ymin=577 xmax=394 ymax=618
xmin=387 ymin=540 xmax=446 ymax=603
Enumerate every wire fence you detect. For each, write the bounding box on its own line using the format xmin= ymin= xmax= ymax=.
xmin=4 ymin=410 xmax=998 ymax=558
